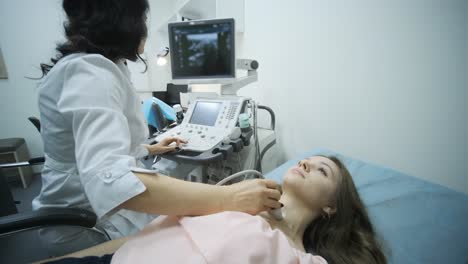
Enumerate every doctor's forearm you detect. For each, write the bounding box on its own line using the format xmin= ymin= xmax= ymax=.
xmin=119 ymin=172 xmax=229 ymax=216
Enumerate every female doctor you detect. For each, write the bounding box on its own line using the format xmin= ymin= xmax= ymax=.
xmin=33 ymin=0 xmax=281 ymax=239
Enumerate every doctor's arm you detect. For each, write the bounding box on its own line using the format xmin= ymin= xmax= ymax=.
xmin=120 ymin=173 xmax=281 ymax=216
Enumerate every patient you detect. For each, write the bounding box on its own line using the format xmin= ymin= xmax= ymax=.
xmin=45 ymin=156 xmax=386 ymax=264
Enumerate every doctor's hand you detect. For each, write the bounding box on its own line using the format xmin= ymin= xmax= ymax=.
xmin=223 ymin=179 xmax=282 ymax=215
xmin=144 ymin=137 xmax=187 ymax=155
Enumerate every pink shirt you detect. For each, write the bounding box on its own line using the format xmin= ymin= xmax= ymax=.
xmin=111 ymin=211 xmax=327 ymax=264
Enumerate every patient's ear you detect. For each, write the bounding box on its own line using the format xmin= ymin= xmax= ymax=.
xmin=322 ymin=206 xmax=337 ymax=217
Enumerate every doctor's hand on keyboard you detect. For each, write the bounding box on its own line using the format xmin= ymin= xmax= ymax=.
xmin=144 ymin=137 xmax=187 ymax=155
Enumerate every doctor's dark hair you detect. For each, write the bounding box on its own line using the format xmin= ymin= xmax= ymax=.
xmin=303 ymin=156 xmax=387 ymax=264
xmin=40 ymin=0 xmax=149 ymax=76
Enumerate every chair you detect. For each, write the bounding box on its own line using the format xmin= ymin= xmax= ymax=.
xmin=0 ymin=167 xmax=18 ymax=217
xmin=0 ymin=117 xmax=110 ymax=263
xmin=28 ymin=116 xmax=41 ymax=132
xmin=0 ymin=137 xmax=34 ymax=188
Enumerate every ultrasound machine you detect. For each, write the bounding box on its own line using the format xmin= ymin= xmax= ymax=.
xmin=151 ymin=18 xmax=278 ymax=184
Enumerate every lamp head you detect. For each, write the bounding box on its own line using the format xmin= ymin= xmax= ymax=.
xmin=156 ymin=56 xmax=167 ymax=66
xmin=156 ymin=47 xmax=169 ymax=66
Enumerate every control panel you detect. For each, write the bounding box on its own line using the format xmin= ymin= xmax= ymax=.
xmin=155 ymin=97 xmax=247 ymax=152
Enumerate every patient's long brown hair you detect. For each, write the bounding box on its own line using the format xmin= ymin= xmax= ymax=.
xmin=303 ymin=156 xmax=387 ymax=264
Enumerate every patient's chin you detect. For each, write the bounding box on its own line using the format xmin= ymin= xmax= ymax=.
xmin=282 ymin=172 xmax=303 ymax=189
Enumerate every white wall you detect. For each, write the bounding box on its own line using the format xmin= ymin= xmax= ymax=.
xmin=127 ymin=0 xmax=178 ymax=96
xmin=0 ymin=0 xmax=64 ymax=172
xmin=236 ymin=0 xmax=467 ymax=193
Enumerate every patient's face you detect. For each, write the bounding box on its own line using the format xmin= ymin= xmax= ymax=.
xmin=282 ymin=156 xmax=341 ymax=210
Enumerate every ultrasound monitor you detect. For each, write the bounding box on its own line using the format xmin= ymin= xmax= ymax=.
xmin=189 ymin=101 xmax=222 ymax=126
xmin=168 ymin=18 xmax=235 ymax=81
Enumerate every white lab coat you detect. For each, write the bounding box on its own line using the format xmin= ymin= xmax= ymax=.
xmin=32 ymin=53 xmax=156 ymax=239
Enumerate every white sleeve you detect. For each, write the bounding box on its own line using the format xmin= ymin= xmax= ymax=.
xmin=57 ymin=56 xmax=146 ymax=218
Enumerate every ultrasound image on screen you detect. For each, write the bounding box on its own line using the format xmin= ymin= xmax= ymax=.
xmin=189 ymin=102 xmax=222 ymax=126
xmin=170 ymin=21 xmax=234 ymax=79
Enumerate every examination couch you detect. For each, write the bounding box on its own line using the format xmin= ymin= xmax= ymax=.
xmin=264 ymin=148 xmax=468 ymax=264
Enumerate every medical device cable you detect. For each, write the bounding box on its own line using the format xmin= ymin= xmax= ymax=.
xmin=215 ymin=170 xmax=263 ymax=186
xmin=252 ymin=100 xmax=257 ymax=170
xmin=245 ymin=101 xmax=255 ymax=171
xmin=250 ymin=100 xmax=256 ymax=169
xmin=257 ymin=102 xmax=261 ymax=170
xmin=253 ymin=101 xmax=262 ymax=172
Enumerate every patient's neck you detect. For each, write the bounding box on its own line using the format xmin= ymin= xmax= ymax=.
xmin=261 ymin=194 xmax=319 ymax=252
